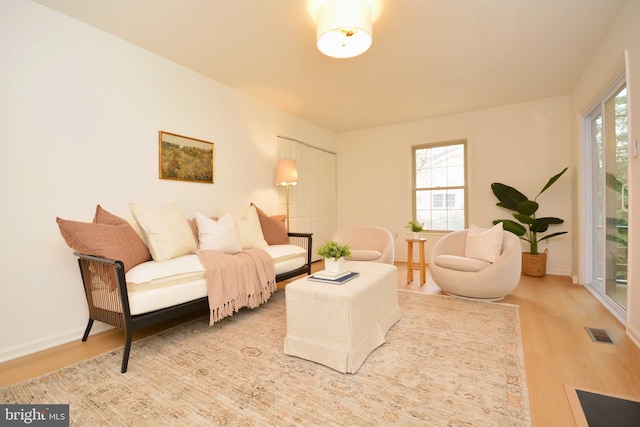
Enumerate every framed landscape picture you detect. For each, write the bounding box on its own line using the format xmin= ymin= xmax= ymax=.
xmin=159 ymin=131 xmax=214 ymax=184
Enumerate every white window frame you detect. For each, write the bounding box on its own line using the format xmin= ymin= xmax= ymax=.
xmin=412 ymin=140 xmax=468 ymax=232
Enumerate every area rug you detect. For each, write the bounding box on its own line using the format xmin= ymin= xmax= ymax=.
xmin=1 ymin=290 xmax=531 ymax=426
xmin=565 ymin=384 xmax=640 ymax=427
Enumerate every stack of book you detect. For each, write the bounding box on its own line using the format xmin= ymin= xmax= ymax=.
xmin=308 ymin=269 xmax=360 ymax=285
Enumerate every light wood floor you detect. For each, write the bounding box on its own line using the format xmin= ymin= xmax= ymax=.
xmin=2 ymin=262 xmax=640 ymax=427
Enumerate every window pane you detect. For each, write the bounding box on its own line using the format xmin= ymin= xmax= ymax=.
xmin=413 ymin=161 xmax=466 ymax=232
xmin=448 ymin=165 xmax=464 ymax=186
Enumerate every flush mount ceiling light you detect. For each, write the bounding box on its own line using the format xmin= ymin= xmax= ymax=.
xmin=316 ymin=0 xmax=372 ymax=59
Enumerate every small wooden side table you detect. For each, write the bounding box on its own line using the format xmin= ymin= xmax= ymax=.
xmin=406 ymin=238 xmax=427 ymax=285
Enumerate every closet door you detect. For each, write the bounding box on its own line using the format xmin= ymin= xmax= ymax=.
xmin=278 ymin=137 xmax=336 ymax=261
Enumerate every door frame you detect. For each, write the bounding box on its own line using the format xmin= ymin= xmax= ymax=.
xmin=581 ymin=72 xmax=628 ymax=325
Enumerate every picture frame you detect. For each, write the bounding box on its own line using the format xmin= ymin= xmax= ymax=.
xmin=159 ymin=131 xmax=214 ymax=184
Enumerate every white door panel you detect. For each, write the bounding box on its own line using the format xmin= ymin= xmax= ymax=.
xmin=278 ymin=137 xmax=337 ymax=262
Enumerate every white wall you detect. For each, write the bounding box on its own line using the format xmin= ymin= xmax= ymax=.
xmin=570 ymin=0 xmax=640 ymax=345
xmin=0 ymin=0 xmax=336 ymax=362
xmin=336 ymin=96 xmax=573 ymax=275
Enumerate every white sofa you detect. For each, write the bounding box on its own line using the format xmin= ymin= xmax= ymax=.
xmin=58 ymin=204 xmax=312 ymax=372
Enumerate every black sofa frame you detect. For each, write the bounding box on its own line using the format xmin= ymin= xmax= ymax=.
xmin=76 ymin=232 xmax=312 ymax=373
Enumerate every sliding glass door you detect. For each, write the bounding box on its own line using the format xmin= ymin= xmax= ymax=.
xmin=584 ymin=76 xmax=628 ymax=321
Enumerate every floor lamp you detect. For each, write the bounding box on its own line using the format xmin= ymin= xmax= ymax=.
xmin=276 ymin=159 xmax=298 ymax=231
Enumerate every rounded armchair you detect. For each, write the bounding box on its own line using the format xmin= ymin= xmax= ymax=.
xmin=332 ymin=225 xmax=395 ymax=264
xmin=429 ymin=228 xmax=522 ymax=301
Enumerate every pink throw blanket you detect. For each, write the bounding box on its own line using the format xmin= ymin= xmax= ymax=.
xmin=197 ymin=248 xmax=276 ymax=325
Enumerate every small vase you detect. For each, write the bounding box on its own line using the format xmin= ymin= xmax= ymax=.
xmin=412 ymin=232 xmax=420 ymax=240
xmin=324 ymin=257 xmax=346 ymax=273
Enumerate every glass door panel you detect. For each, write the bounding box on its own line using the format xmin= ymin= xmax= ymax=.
xmin=585 ymin=80 xmax=628 ymax=320
xmin=603 ymin=87 xmax=628 ymax=309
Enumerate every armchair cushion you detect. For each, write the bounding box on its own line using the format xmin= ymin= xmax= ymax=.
xmin=465 ymin=223 xmax=503 ymax=263
xmin=349 ymin=249 xmax=383 ymax=262
xmin=433 ymin=255 xmax=490 ymax=272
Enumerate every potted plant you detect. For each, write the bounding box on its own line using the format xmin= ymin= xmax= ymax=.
xmin=317 ymin=240 xmax=352 ymax=273
xmin=405 ymin=220 xmax=424 ymax=239
xmin=491 ymin=167 xmax=568 ymax=276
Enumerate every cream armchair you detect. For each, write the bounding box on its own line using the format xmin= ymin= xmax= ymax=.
xmin=429 ymin=229 xmax=522 ymax=301
xmin=332 ymin=226 xmax=395 ymax=264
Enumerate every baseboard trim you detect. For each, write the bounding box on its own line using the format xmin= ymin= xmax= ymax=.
xmin=627 ymin=324 xmax=640 ymax=350
xmin=0 ymin=322 xmax=113 ymax=364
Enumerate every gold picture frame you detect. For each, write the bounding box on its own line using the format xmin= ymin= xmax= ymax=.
xmin=159 ymin=131 xmax=214 ymax=184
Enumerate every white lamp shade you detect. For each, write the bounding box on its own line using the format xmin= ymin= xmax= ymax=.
xmin=316 ymin=0 xmax=372 ymax=59
xmin=276 ymin=159 xmax=298 ymax=185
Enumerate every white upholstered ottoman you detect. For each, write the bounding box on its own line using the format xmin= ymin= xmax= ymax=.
xmin=283 ymin=261 xmax=401 ymax=373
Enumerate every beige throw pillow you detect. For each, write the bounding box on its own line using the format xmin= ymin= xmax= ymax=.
xmin=130 ymin=203 xmax=197 ymax=261
xmin=220 ymin=205 xmax=268 ymax=249
xmin=465 ymin=223 xmax=504 ymax=263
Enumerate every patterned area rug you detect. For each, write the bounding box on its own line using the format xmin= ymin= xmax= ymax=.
xmin=1 ymin=290 xmax=531 ymax=426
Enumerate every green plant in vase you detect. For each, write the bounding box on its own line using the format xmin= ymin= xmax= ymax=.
xmin=491 ymin=167 xmax=568 ymax=276
xmin=405 ymin=220 xmax=425 ymax=233
xmin=317 ymin=240 xmax=352 ymax=261
xmin=491 ymin=167 xmax=568 ymax=254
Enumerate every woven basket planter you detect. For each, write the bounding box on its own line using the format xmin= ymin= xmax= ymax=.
xmin=522 ymin=249 xmax=548 ymax=277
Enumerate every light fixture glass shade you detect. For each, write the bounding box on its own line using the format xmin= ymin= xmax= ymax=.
xmin=276 ymin=159 xmax=298 ymax=185
xmin=316 ymin=0 xmax=372 ymax=59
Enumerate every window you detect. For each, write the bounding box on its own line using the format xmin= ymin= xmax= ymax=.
xmin=412 ymin=141 xmax=466 ymax=231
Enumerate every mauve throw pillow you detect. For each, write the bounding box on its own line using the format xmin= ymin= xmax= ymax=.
xmin=252 ymin=203 xmax=290 ymax=245
xmin=56 ymin=205 xmax=151 ymax=272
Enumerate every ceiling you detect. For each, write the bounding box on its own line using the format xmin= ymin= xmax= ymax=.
xmin=32 ymin=0 xmax=625 ymax=133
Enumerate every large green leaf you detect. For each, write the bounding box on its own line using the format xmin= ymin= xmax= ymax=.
xmin=513 ymin=213 xmax=535 ymax=224
xmin=538 ymin=231 xmax=568 ymax=241
xmin=530 ymin=222 xmax=549 ymax=233
xmin=535 ymin=217 xmax=564 ymax=225
xmin=491 ymin=183 xmax=527 ymax=211
xmin=516 ymin=200 xmax=538 ymax=216
xmin=535 ymin=167 xmax=568 ymax=199
xmin=493 ymin=219 xmax=526 ymax=236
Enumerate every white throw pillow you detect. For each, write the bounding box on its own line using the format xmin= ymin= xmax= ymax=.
xmin=220 ymin=205 xmax=268 ymax=249
xmin=196 ymin=212 xmax=242 ymax=254
xmin=465 ymin=223 xmax=504 ymax=263
xmin=130 ymin=203 xmax=197 ymax=261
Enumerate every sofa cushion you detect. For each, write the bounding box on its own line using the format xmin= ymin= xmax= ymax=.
xmin=262 ymin=244 xmax=306 ymax=261
xmin=252 ymin=203 xmax=290 ymax=245
xmin=56 ymin=205 xmax=151 ymax=272
xmin=130 ymin=203 xmax=197 ymax=261
xmin=126 ymin=254 xmax=206 ymax=292
xmin=196 ymin=212 xmax=242 ymax=254
xmin=465 ymin=223 xmax=503 ymax=263
xmin=127 ymin=246 xmax=306 ymax=293
xmin=434 ymin=255 xmax=490 ymax=272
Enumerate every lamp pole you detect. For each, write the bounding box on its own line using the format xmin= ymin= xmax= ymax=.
xmin=285 ymin=183 xmax=291 ymax=231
